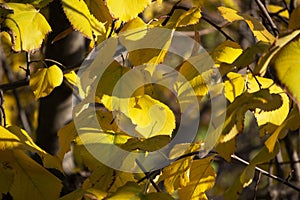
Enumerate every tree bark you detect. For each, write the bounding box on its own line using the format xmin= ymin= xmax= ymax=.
xmin=36 ymin=0 xmax=87 ymax=155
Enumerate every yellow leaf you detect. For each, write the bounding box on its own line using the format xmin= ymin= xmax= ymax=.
xmin=212 ymin=41 xmax=243 ymax=65
xmin=102 ymin=95 xmax=175 ymax=138
xmin=4 ymin=3 xmax=51 ymax=51
xmin=166 ymin=7 xmax=201 ymax=28
xmin=57 ymin=121 xmax=77 ymax=160
xmin=224 ymin=72 xmax=245 ymax=102
xmin=62 ymin=0 xmax=106 ymax=40
xmin=160 ymin=157 xmax=193 ymax=193
xmin=224 ymin=72 xmax=290 ymax=126
xmin=265 ymin=106 xmax=300 ymax=152
xmin=30 ymin=65 xmax=63 ymax=99
xmin=271 ymin=38 xmax=300 ymax=107
xmin=267 ymin=5 xmax=289 ymax=19
xmin=289 ymin=6 xmax=300 ymax=30
xmin=107 ymin=182 xmax=143 ymax=200
xmin=218 ymin=6 xmax=275 ymax=43
xmin=64 ymin=70 xmax=78 ymax=86
xmin=0 ymin=150 xmax=62 ymax=200
xmin=178 ymin=156 xmax=216 ymax=200
xmin=254 ymin=30 xmax=300 ymax=75
xmin=106 ymin=0 xmax=151 ymax=22
xmin=0 ymin=125 xmax=61 ymax=170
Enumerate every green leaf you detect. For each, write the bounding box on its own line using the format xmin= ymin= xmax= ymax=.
xmin=62 ymin=0 xmax=106 ymax=41
xmin=271 ymin=37 xmax=300 ymax=107
xmin=239 ymin=165 xmax=255 ymax=188
xmin=218 ymin=6 xmax=274 ymax=43
xmin=0 ymin=150 xmax=62 ymax=200
xmin=106 ymin=0 xmax=151 ymax=22
xmin=3 ymin=3 xmax=51 ymax=51
xmin=30 ymin=65 xmax=63 ymax=99
xmin=178 ymin=156 xmax=216 ymax=200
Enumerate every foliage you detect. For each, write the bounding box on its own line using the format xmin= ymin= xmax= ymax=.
xmin=1 ymin=0 xmax=300 ymax=199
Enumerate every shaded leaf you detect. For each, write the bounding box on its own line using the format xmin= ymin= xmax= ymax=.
xmin=0 ymin=125 xmax=61 ymax=170
xmin=289 ymin=6 xmax=300 ymax=30
xmin=57 ymin=121 xmax=77 ymax=160
xmin=107 ymin=182 xmax=143 ymax=200
xmin=0 ymin=150 xmax=62 ymax=200
xmin=30 ymin=65 xmax=63 ymax=99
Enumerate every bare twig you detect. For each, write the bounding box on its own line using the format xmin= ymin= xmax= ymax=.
xmin=255 ymin=0 xmax=279 ymax=36
xmin=231 ymin=154 xmax=300 ymax=192
xmin=135 ymin=159 xmax=161 ymax=192
xmin=201 ymin=12 xmax=235 ymax=41
xmin=1 ymin=54 xmax=31 ymax=134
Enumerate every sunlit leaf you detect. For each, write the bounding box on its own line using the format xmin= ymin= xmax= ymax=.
xmin=218 ymin=6 xmax=275 ymax=43
xmin=254 ymin=30 xmax=300 ymax=75
xmin=106 ymin=0 xmax=151 ymax=22
xmin=62 ymin=0 xmax=106 ymax=41
xmin=3 ymin=3 xmax=51 ymax=51
xmin=166 ymin=7 xmax=201 ymax=28
xmin=267 ymin=5 xmax=289 ymax=18
xmin=212 ymin=41 xmax=243 ymax=65
xmin=30 ymin=65 xmax=63 ymax=99
xmin=102 ymin=94 xmax=176 ymax=138
xmin=265 ymin=106 xmax=300 ymax=152
xmin=64 ymin=70 xmax=78 ymax=86
xmin=224 ymin=72 xmax=290 ymax=127
xmin=220 ymin=89 xmax=283 ymax=143
xmin=84 ymin=0 xmax=113 ymax=25
xmin=271 ymin=37 xmax=300 ymax=107
xmin=178 ymin=156 xmax=216 ymax=200
xmin=0 ymin=150 xmax=62 ymax=200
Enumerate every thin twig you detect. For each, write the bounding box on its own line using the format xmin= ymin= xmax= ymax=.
xmin=231 ymin=154 xmax=300 ymax=192
xmin=135 ymin=159 xmax=161 ymax=192
xmin=201 ymin=13 xmax=235 ymax=41
xmin=1 ymin=54 xmax=31 ymax=134
xmin=161 ymin=0 xmax=182 ymax=26
xmin=255 ymin=0 xmax=279 ymax=37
